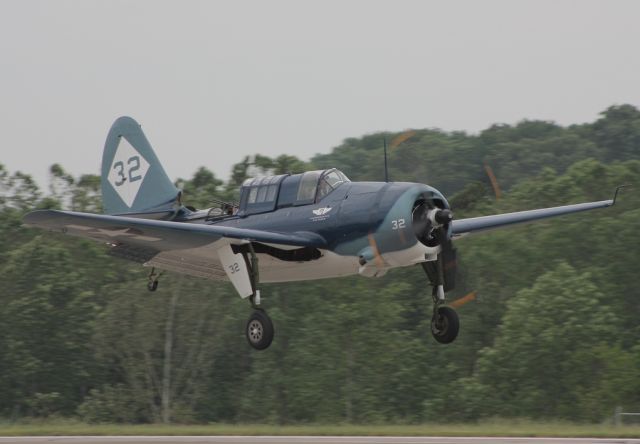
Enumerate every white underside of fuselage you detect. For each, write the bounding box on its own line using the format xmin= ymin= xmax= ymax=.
xmin=259 ymin=250 xmax=360 ymax=282
xmin=145 ymin=239 xmax=439 ymax=284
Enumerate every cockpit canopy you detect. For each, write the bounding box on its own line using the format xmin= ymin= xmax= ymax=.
xmin=238 ymin=169 xmax=350 ymax=216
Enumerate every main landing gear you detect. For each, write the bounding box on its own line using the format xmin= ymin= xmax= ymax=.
xmin=241 ymin=245 xmax=275 ymax=351
xmin=246 ymin=295 xmax=275 ymax=351
xmin=431 ymin=304 xmax=459 ymax=344
xmin=422 ymin=253 xmax=460 ymax=344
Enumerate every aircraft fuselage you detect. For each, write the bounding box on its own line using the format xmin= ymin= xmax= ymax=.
xmin=191 ymin=181 xmax=450 ymax=283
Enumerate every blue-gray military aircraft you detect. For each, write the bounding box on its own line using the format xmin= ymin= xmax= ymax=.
xmin=24 ymin=117 xmax=624 ymax=350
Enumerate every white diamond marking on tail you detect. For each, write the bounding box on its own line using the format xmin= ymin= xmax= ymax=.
xmin=107 ymin=137 xmax=150 ymax=208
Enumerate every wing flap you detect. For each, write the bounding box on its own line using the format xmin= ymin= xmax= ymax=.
xmin=451 ymin=199 xmax=613 ymax=237
xmin=147 ymin=249 xmax=229 ymax=280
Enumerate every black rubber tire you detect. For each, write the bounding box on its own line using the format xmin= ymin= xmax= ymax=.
xmin=147 ymin=280 xmax=158 ymax=292
xmin=431 ymin=305 xmax=459 ymax=344
xmin=246 ymin=310 xmax=275 ymax=350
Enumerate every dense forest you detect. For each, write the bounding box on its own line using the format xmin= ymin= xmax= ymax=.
xmin=1 ymin=104 xmax=639 ymax=424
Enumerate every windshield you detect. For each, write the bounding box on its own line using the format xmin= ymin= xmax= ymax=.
xmin=316 ymin=169 xmax=350 ymax=200
xmin=296 ymin=171 xmax=322 ymax=202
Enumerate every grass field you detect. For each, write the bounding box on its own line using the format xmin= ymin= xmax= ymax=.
xmin=0 ymin=420 xmax=639 ymax=438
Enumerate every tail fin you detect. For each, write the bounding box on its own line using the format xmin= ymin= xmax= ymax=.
xmin=101 ymin=116 xmax=181 ymax=216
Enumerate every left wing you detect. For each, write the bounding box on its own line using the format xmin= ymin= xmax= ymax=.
xmin=451 ymin=187 xmax=625 ymax=237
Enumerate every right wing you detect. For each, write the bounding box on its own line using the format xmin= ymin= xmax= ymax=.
xmin=23 ymin=210 xmax=327 ymax=249
xmin=23 ymin=210 xmax=327 ymax=282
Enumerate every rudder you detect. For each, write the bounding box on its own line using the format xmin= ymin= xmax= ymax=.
xmin=101 ymin=116 xmax=180 ymax=216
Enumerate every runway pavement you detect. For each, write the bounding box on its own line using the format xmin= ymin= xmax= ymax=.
xmin=0 ymin=437 xmax=639 ymax=444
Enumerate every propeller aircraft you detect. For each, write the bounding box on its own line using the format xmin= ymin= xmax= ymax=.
xmin=24 ymin=117 xmax=625 ymax=350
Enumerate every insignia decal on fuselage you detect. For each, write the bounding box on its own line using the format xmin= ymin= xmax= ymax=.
xmin=107 ymin=137 xmax=150 ymax=208
xmin=312 ymin=207 xmax=332 ymax=216
xmin=310 ymin=206 xmax=332 ymax=222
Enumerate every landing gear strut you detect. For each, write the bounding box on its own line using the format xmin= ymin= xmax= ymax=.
xmin=244 ymin=245 xmax=275 ymax=350
xmin=422 ymin=251 xmax=459 ymax=344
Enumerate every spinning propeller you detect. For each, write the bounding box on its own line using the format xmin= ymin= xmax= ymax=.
xmin=385 ymin=131 xmax=458 ymax=294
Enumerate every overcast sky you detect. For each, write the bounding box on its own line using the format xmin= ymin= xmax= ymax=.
xmin=1 ymin=0 xmax=639 ymax=187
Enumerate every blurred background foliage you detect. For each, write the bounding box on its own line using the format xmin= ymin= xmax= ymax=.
xmin=0 ymin=104 xmax=639 ymax=424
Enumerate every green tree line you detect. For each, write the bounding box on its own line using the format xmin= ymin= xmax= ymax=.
xmin=0 ymin=105 xmax=639 ymax=423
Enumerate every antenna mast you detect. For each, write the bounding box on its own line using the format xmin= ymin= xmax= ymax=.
xmin=383 ymin=136 xmax=389 ymax=182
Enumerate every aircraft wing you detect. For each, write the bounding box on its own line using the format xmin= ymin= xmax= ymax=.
xmin=23 ymin=210 xmax=327 ymax=250
xmin=451 ymin=198 xmax=615 ymax=237
xmin=24 ymin=209 xmax=328 ymax=296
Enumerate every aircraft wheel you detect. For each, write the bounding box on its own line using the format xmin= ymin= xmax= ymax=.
xmin=147 ymin=280 xmax=158 ymax=292
xmin=431 ymin=306 xmax=459 ymax=344
xmin=246 ymin=310 xmax=274 ymax=350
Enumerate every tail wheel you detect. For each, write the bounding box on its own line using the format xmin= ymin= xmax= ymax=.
xmin=431 ymin=306 xmax=459 ymax=344
xmin=246 ymin=310 xmax=275 ymax=350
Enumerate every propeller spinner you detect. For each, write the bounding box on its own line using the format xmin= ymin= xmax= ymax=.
xmin=412 ymin=200 xmax=453 ymax=248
